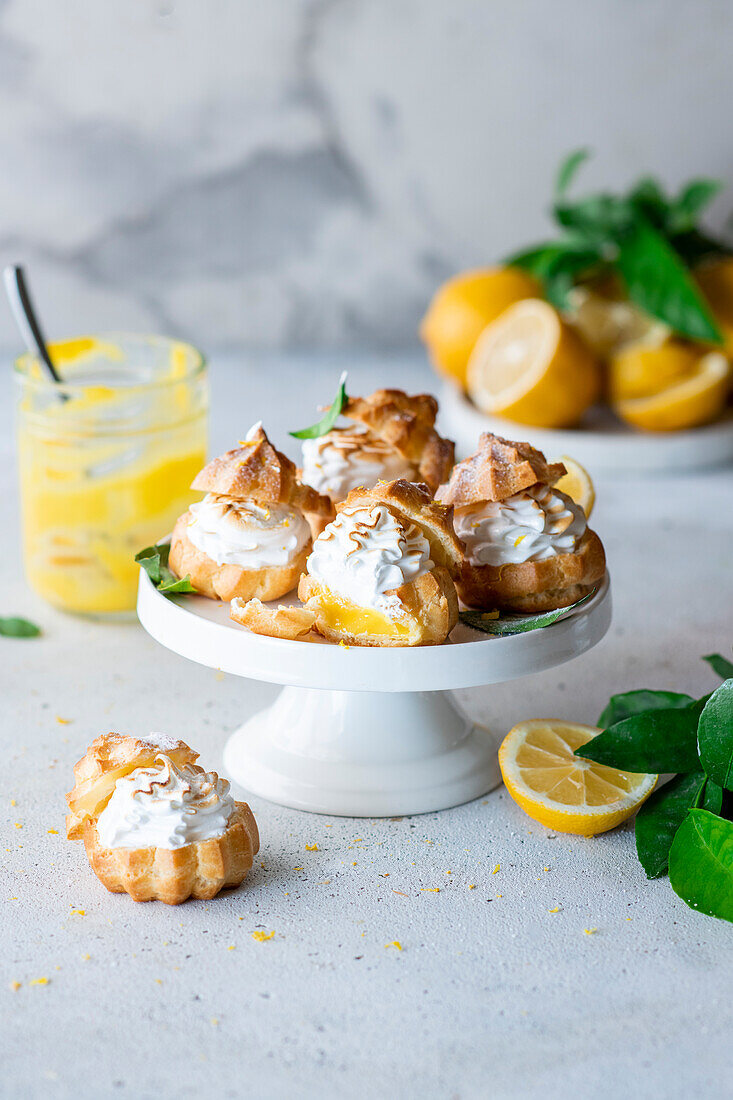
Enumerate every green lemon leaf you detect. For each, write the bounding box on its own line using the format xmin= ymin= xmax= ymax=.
xmin=635 ymin=772 xmax=705 ymax=879
xmin=628 ymin=177 xmax=671 ymax=229
xmin=703 ymin=653 xmax=733 ymax=680
xmin=671 ymin=227 xmax=731 ymax=267
xmin=700 ymin=778 xmax=724 ymax=815
xmin=669 ymin=179 xmax=724 ymax=234
xmin=459 ymin=589 xmax=595 ymax=636
xmin=135 ymin=543 xmax=197 ymax=596
xmin=0 ymin=616 xmax=41 ymax=638
xmin=598 ymin=689 xmax=693 ymax=729
xmin=290 ymin=372 xmax=348 ymax=440
xmin=616 ymin=214 xmax=723 ymax=343
xmin=576 ymin=707 xmax=700 ymax=773
xmin=554 ymin=194 xmax=633 ymax=245
xmin=697 ymin=680 xmax=733 ymax=790
xmin=554 ymin=148 xmax=591 ymax=200
xmin=668 ymin=809 xmax=733 ymax=922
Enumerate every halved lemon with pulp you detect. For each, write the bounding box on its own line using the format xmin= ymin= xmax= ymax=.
xmin=614 ymin=352 xmax=730 ymax=432
xmin=498 ymin=720 xmax=657 ymax=836
xmin=552 ymin=456 xmax=595 ymax=518
xmin=420 ymin=267 xmax=541 ymax=388
xmin=467 ymin=299 xmax=601 ymax=428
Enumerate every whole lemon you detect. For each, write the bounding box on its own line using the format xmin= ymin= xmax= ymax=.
xmin=419 ymin=267 xmax=540 ymax=388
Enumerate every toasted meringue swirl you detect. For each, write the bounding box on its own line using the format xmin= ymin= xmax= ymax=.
xmin=96 ymin=754 xmax=235 ymax=850
xmin=187 ymin=493 xmax=310 ymax=568
xmin=300 ymin=424 xmax=417 ymax=502
xmin=307 ymin=503 xmax=433 ymax=614
xmin=454 ymin=484 xmax=587 ymax=567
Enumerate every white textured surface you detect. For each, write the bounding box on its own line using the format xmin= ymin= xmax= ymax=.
xmin=3 ymin=352 xmax=733 ymax=1099
xmin=1 ymin=0 xmax=733 ymax=349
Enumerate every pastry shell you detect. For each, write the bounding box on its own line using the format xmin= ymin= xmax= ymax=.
xmin=230 ymin=598 xmax=318 ymax=640
xmin=298 ymin=567 xmax=458 ymax=647
xmin=343 ymin=389 xmax=455 ymax=492
xmin=169 ymin=511 xmax=310 ymax=602
xmin=191 ymin=425 xmax=332 ymax=515
xmin=66 ymin=733 xmax=198 ymax=841
xmin=81 ymin=803 xmax=259 ymax=905
xmin=457 ymin=529 xmax=606 ymax=612
xmin=437 ymin=432 xmax=566 ymax=507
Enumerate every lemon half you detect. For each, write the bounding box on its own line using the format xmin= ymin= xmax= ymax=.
xmin=614 ymin=352 xmax=730 ymax=432
xmin=466 ymin=299 xmax=601 ymax=428
xmin=498 ymin=720 xmax=657 ymax=836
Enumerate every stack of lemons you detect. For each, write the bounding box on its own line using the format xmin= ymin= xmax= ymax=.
xmin=420 ymin=262 xmax=733 ymax=432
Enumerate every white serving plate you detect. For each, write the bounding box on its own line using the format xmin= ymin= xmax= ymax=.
xmin=441 ymin=382 xmax=733 ymax=472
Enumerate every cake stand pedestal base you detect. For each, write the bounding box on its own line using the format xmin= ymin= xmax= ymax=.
xmin=223 ymin=686 xmax=499 ymax=817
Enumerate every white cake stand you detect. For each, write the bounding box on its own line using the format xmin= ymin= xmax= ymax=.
xmin=137 ymin=572 xmax=611 ymax=817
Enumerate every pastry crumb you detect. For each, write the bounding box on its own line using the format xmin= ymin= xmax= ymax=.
xmin=251 ymin=930 xmax=275 ymax=942
xmin=548 ymin=906 xmax=561 ymax=913
xmin=211 ymin=1017 xmax=219 ymax=1026
xmin=10 ymin=980 xmax=21 ymax=991
xmin=305 ymin=843 xmax=319 ymax=851
xmin=421 ymin=887 xmax=440 ymax=893
xmin=214 ymin=671 xmax=225 ymax=681
xmin=468 ymin=884 xmax=476 ymax=890
xmin=70 ymin=909 xmax=85 ymax=916
xmin=491 ymin=863 xmax=500 ymax=874
xmin=584 ymin=927 xmax=598 ymax=935
xmin=47 ymin=828 xmax=59 ymax=835
xmin=14 ymin=823 xmax=22 ymax=829
xmin=55 ymin=716 xmax=72 ymax=725
xmin=29 ymin=977 xmax=49 ymax=986
xmin=385 ymin=941 xmax=402 ymax=951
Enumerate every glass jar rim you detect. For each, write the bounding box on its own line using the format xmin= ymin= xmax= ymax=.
xmin=14 ymin=331 xmax=207 ymax=394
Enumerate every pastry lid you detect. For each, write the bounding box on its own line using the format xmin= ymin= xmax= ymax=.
xmin=437 ymin=432 xmax=566 ymax=506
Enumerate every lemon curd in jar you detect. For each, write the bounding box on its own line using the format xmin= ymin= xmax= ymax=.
xmin=16 ymin=335 xmax=208 ymax=615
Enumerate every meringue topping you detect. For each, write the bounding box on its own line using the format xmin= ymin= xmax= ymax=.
xmin=187 ymin=493 xmax=310 ymax=568
xmin=454 ymin=484 xmax=587 ymax=567
xmin=300 ymin=424 xmax=417 ymax=502
xmin=306 ymin=503 xmax=433 ymax=614
xmin=96 ymin=754 xmax=235 ymax=850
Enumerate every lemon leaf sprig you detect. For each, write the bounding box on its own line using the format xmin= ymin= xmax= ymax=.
xmin=580 ymin=649 xmax=733 ymax=920
xmin=290 ymin=372 xmax=348 ymax=440
xmin=135 ymin=542 xmax=197 ymax=595
xmin=507 ymin=149 xmax=729 ymax=343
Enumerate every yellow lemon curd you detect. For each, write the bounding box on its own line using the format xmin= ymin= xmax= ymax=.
xmin=317 ymin=592 xmax=410 ymax=640
xmin=17 ymin=336 xmax=207 ymax=615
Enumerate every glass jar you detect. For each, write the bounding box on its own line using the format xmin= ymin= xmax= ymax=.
xmin=15 ymin=334 xmax=208 ymax=617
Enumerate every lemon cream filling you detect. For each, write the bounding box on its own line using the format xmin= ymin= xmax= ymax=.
xmin=96 ymin=753 xmax=235 ymax=850
xmin=301 ymin=424 xmax=416 ymax=501
xmin=307 ymin=504 xmax=433 ymax=616
xmin=187 ymin=494 xmax=310 ymax=568
xmin=454 ymin=484 xmax=586 ymax=567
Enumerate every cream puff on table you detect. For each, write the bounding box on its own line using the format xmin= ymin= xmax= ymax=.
xmin=169 ymin=423 xmax=332 ymax=602
xmin=299 ymin=389 xmax=455 ymax=517
xmin=437 ymin=433 xmax=606 ymax=612
xmin=232 ymin=478 xmax=463 ymax=647
xmin=66 ymin=732 xmax=259 ymax=904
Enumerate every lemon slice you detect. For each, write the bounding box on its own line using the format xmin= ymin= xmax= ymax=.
xmin=552 ymin=456 xmax=595 ymax=518
xmin=565 ymin=285 xmax=669 ymax=358
xmin=420 ymin=267 xmax=540 ymax=388
xmin=498 ymin=720 xmax=657 ymax=836
xmin=466 ymin=299 xmax=601 ymax=428
xmin=614 ymin=352 xmax=730 ymax=432
xmin=609 ymin=340 xmax=700 ymax=402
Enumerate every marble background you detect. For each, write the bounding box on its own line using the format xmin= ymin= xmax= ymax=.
xmin=0 ymin=0 xmax=732 ymax=352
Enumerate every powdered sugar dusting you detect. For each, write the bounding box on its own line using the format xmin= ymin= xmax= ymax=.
xmin=141 ymin=731 xmax=183 ymax=752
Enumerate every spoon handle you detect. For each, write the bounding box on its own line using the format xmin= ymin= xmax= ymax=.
xmin=3 ymin=264 xmax=64 ymax=384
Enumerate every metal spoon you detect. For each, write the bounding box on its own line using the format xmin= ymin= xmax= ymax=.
xmin=3 ymin=264 xmax=65 ymax=386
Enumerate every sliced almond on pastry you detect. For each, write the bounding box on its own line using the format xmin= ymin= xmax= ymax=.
xmin=230 ymin=598 xmax=317 ymax=640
